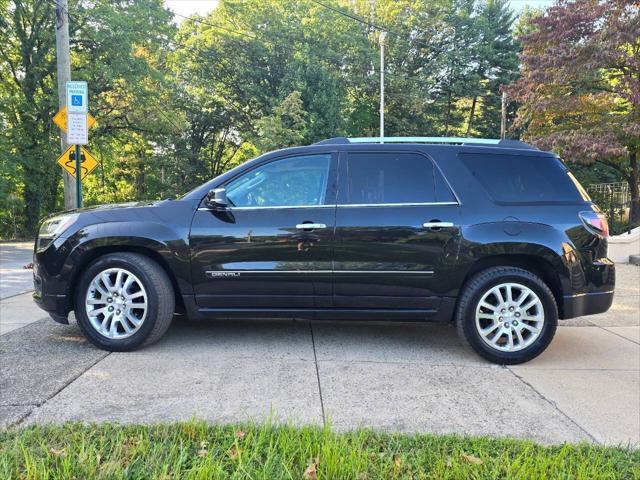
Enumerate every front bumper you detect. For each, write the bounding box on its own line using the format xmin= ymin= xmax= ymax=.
xmin=32 ymin=244 xmax=72 ymax=323
xmin=32 ymin=292 xmax=70 ymax=324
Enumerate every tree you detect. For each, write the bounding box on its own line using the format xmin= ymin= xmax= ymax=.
xmin=0 ymin=0 xmax=58 ymax=234
xmin=1 ymin=0 xmax=524 ymax=237
xmin=0 ymin=0 xmax=178 ymax=236
xmin=255 ymin=91 xmax=308 ymax=151
xmin=507 ymin=0 xmax=640 ymax=223
xmin=471 ymin=0 xmax=520 ymax=138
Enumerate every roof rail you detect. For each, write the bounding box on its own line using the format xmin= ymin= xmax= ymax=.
xmin=315 ymin=136 xmax=537 ymax=150
xmin=349 ymin=136 xmax=501 ymax=145
xmin=314 ymin=137 xmax=350 ymax=145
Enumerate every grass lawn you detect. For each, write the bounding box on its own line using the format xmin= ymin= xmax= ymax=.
xmin=0 ymin=421 xmax=637 ymax=479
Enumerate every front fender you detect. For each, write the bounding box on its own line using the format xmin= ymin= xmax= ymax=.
xmin=38 ymin=220 xmax=192 ymax=299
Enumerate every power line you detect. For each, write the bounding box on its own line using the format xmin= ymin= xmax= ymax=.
xmin=54 ymin=1 xmax=452 ymax=121
xmin=58 ymin=0 xmax=440 ymax=90
xmin=168 ymin=10 xmax=439 ymax=90
xmin=171 ymin=11 xmax=265 ymax=43
xmin=309 ymin=0 xmax=435 ymax=50
xmin=50 ymin=0 xmax=187 ymax=136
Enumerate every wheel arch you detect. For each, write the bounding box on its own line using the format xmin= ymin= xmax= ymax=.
xmin=458 ymin=254 xmax=565 ymax=318
xmin=68 ymin=244 xmax=184 ymax=314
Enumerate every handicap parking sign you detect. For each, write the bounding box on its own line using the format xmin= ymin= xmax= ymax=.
xmin=66 ymin=81 xmax=88 ymax=113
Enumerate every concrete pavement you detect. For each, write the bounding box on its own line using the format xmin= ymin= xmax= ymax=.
xmin=0 ymin=241 xmax=40 ymax=336
xmin=0 ymin=242 xmax=33 ymax=300
xmin=1 ymin=239 xmax=638 ymax=445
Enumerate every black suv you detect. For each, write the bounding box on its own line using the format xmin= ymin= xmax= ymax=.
xmin=33 ymin=137 xmax=615 ymax=364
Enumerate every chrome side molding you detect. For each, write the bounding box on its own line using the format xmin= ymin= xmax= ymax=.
xmin=296 ymin=223 xmax=327 ymax=229
xmin=423 ymin=222 xmax=455 ymax=228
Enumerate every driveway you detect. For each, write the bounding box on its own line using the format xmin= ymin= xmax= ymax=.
xmin=1 ymin=240 xmax=638 ymax=446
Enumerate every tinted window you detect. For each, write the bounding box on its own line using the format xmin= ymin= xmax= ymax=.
xmin=461 ymin=153 xmax=585 ymax=203
xmin=344 ymin=152 xmax=455 ymax=205
xmin=226 ymin=154 xmax=331 ymax=207
xmin=434 ymin=165 xmax=457 ymax=203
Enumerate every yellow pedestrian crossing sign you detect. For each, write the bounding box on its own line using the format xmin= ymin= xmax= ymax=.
xmin=52 ymin=106 xmax=96 ymax=133
xmin=57 ymin=145 xmax=99 ymax=180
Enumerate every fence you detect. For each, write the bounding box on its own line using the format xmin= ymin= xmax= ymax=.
xmin=587 ymin=182 xmax=637 ymax=235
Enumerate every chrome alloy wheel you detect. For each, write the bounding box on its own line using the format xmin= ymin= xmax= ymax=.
xmin=85 ymin=268 xmax=148 ymax=339
xmin=475 ymin=282 xmax=544 ymax=352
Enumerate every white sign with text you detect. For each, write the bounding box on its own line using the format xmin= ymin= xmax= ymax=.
xmin=66 ymin=112 xmax=88 ymax=145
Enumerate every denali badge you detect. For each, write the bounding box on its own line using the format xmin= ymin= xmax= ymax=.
xmin=206 ymin=271 xmax=241 ymax=278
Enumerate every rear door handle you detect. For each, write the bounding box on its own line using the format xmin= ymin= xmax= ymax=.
xmin=423 ymin=221 xmax=454 ymax=228
xmin=296 ymin=223 xmax=327 ymax=230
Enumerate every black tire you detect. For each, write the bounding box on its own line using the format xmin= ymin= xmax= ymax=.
xmin=74 ymin=252 xmax=174 ymax=351
xmin=455 ymin=266 xmax=558 ymax=365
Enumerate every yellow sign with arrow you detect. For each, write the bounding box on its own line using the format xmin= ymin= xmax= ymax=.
xmin=57 ymin=145 xmax=99 ymax=180
xmin=52 ymin=106 xmax=97 ymax=133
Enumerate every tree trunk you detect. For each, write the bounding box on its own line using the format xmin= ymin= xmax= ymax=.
xmin=465 ymin=96 xmax=477 ymax=137
xmin=135 ymin=154 xmax=145 ymax=199
xmin=22 ymin=164 xmax=42 ymax=236
xmin=444 ymin=90 xmax=452 ymax=136
xmin=629 ymin=147 xmax=640 ymax=226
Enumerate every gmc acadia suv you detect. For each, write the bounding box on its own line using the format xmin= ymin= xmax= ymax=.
xmin=32 ymin=137 xmax=615 ymax=364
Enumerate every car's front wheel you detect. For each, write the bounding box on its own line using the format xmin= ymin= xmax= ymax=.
xmin=455 ymin=266 xmax=558 ymax=364
xmin=74 ymin=252 xmax=174 ymax=351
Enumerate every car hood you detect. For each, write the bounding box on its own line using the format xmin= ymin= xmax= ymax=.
xmin=40 ymin=200 xmax=174 ymax=227
xmin=73 ymin=200 xmax=165 ymax=213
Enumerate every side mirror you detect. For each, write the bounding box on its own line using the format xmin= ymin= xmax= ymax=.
xmin=206 ymin=188 xmax=228 ymax=209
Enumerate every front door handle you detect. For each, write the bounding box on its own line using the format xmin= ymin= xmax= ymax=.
xmin=296 ymin=223 xmax=327 ymax=230
xmin=423 ymin=221 xmax=454 ymax=228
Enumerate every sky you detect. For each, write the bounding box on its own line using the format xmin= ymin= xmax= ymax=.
xmin=164 ymin=0 xmax=219 ymax=20
xmin=163 ymin=0 xmax=555 ymax=21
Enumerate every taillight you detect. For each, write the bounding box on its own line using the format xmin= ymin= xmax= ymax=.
xmin=579 ymin=211 xmax=609 ymax=237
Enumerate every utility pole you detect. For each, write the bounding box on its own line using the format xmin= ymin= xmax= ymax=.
xmin=379 ymin=31 xmax=387 ymax=143
xmin=54 ymin=0 xmax=76 ymax=209
xmin=500 ymin=91 xmax=507 ymax=140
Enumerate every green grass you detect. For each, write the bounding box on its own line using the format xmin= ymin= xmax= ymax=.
xmin=0 ymin=421 xmax=637 ymax=479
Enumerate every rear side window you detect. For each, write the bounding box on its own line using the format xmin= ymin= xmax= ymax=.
xmin=343 ymin=152 xmax=456 ymax=205
xmin=460 ymin=153 xmax=586 ymax=203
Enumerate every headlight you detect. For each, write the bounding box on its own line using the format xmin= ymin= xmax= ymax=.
xmin=37 ymin=214 xmax=79 ymax=249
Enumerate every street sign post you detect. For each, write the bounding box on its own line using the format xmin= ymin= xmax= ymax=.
xmin=54 ymin=82 xmax=97 ymax=208
xmin=66 ymin=81 xmax=88 ymax=207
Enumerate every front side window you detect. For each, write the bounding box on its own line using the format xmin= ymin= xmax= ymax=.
xmin=226 ymin=154 xmax=331 ymax=207
xmin=343 ymin=152 xmax=455 ymax=205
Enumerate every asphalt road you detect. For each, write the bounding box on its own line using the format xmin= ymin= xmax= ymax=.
xmin=1 ymin=241 xmax=638 ymax=446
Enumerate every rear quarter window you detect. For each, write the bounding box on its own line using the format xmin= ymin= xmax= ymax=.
xmin=460 ymin=153 xmax=587 ymax=203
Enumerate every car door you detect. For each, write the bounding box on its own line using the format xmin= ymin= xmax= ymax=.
xmin=190 ymin=152 xmax=337 ymax=310
xmin=333 ymin=149 xmax=462 ymax=312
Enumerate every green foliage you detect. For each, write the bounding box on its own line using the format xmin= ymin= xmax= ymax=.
xmin=255 ymin=91 xmax=309 ymax=151
xmin=507 ymin=0 xmax=640 ymax=223
xmin=0 ymin=0 xmax=59 ymax=235
xmin=0 ymin=421 xmax=638 ymax=479
xmin=2 ymin=0 xmax=523 ymax=237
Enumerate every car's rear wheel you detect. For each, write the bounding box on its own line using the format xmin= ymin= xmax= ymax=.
xmin=455 ymin=266 xmax=557 ymax=364
xmin=74 ymin=252 xmax=174 ymax=351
